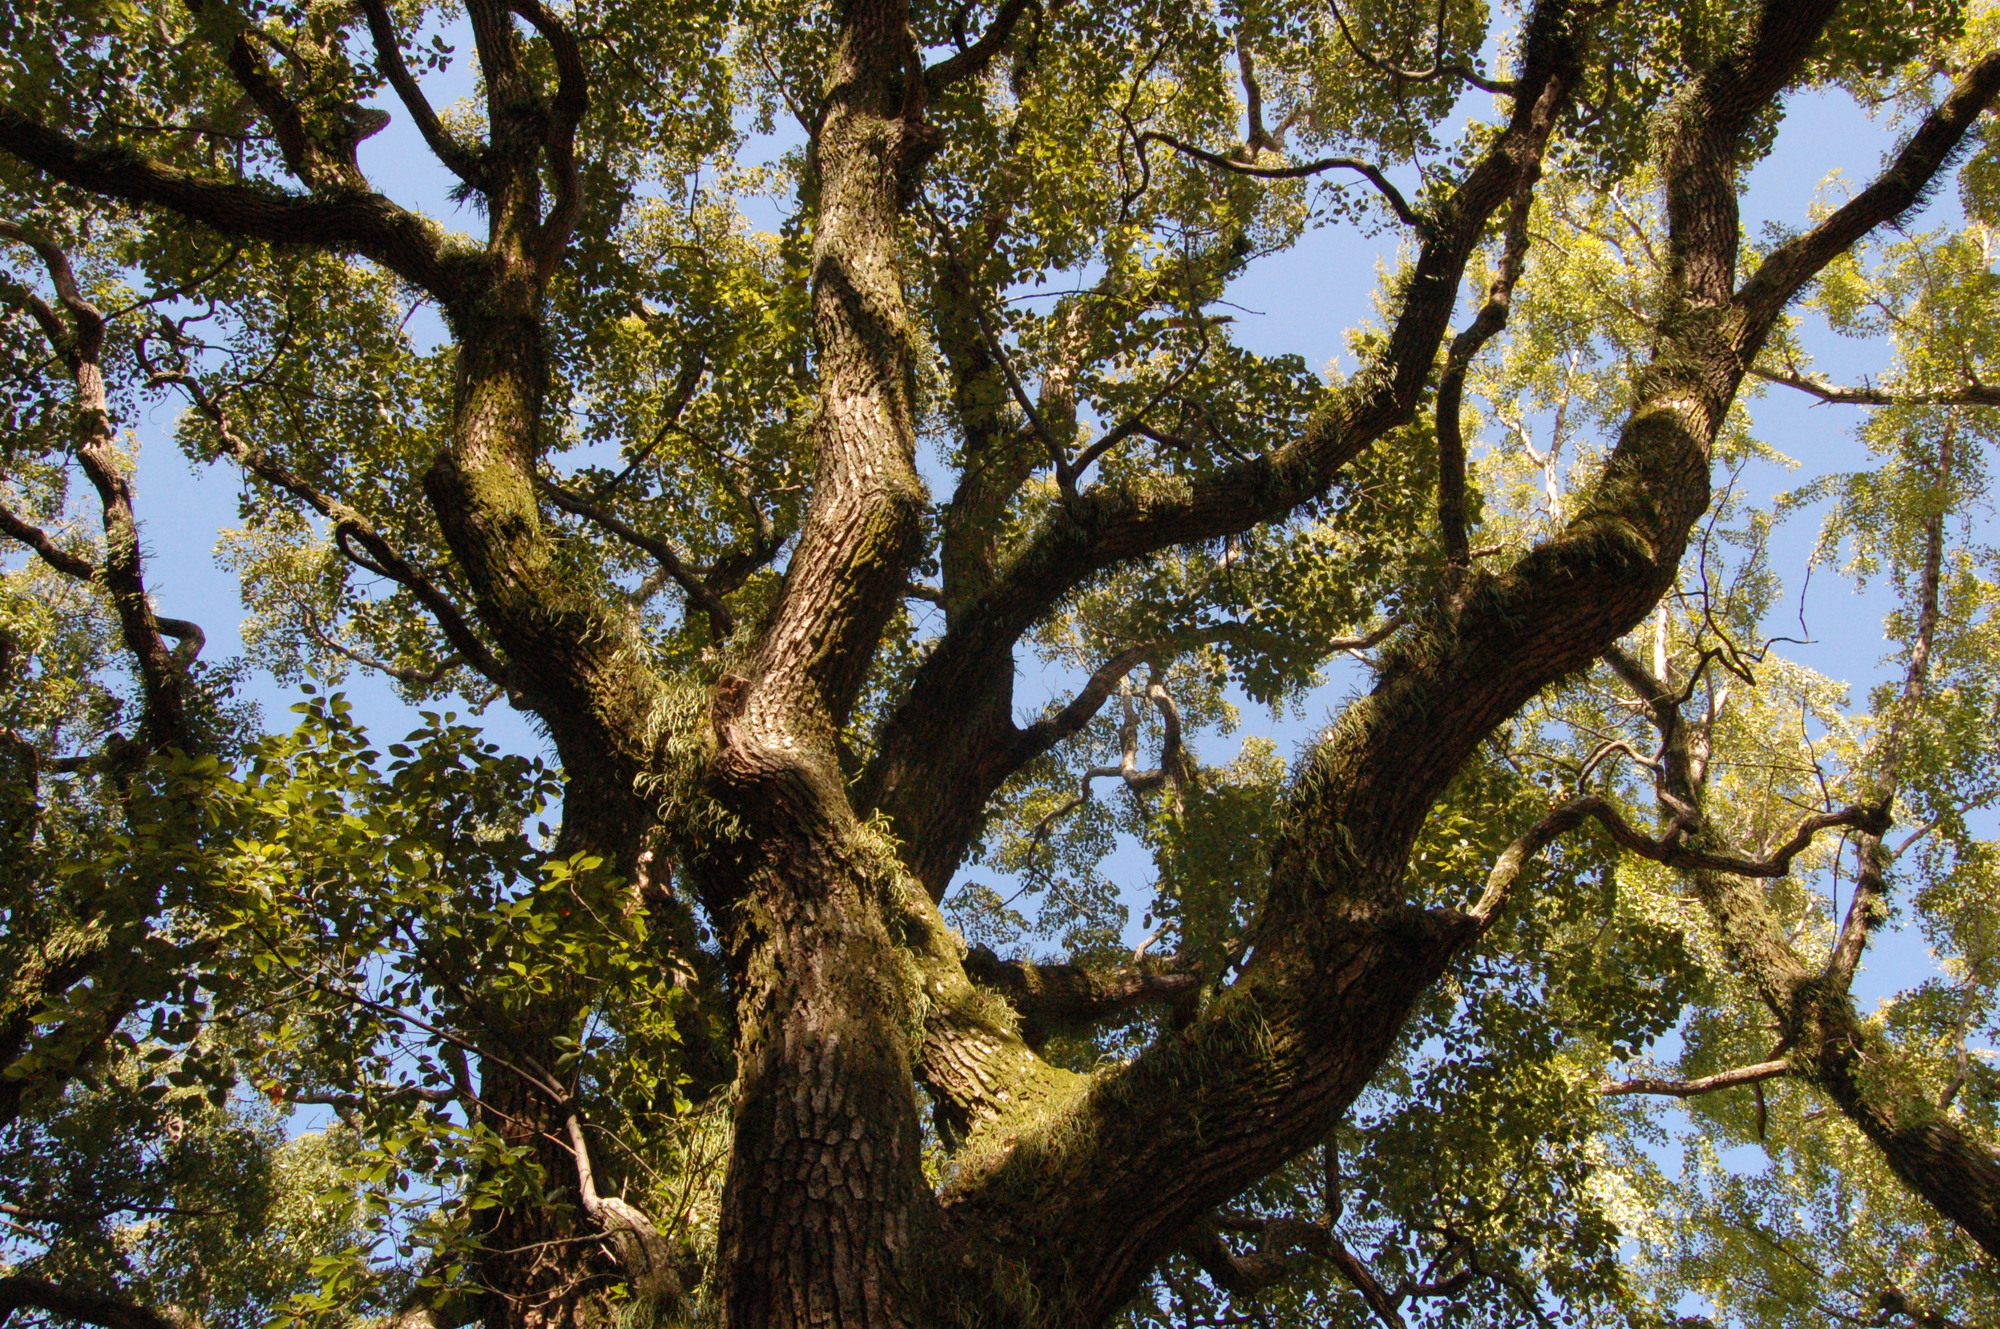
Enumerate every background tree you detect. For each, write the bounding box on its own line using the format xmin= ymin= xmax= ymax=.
xmin=0 ymin=0 xmax=1997 ymax=1327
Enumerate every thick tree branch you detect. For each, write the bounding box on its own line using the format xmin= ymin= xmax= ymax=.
xmin=1600 ymin=1059 xmax=1790 ymax=1098
xmin=506 ymin=0 xmax=589 ymax=279
xmin=0 ymin=228 xmax=193 ymax=750
xmin=0 ymin=113 xmax=453 ymax=296
xmin=1876 ymin=1287 xmax=1973 ymax=1329
xmin=696 ymin=6 xmax=949 ymax=1324
xmin=0 ymin=223 xmax=95 ymax=348
xmin=1659 ymin=0 xmax=1843 ymax=304
xmin=0 ymin=1278 xmax=190 ymax=1329
xmin=962 ymin=947 xmax=1200 ymax=1045
xmin=1187 ymin=1219 xmax=1334 ymax=1301
xmin=931 ymin=9 xmax=1882 ymax=1312
xmin=1734 ymin=50 xmax=2000 ymax=327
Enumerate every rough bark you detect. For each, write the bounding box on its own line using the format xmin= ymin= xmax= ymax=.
xmin=925 ymin=5 xmax=1934 ymax=1320
xmin=691 ymin=4 xmax=944 ymax=1327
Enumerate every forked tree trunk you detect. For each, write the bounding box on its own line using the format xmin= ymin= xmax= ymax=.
xmin=697 ymin=3 xmax=940 ymax=1326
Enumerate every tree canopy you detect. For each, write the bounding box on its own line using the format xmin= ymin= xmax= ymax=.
xmin=0 ymin=0 xmax=1997 ymax=1326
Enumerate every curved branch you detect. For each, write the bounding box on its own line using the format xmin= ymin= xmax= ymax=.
xmin=1012 ymin=619 xmax=1351 ymax=772
xmin=301 ymin=609 xmax=462 ymax=688
xmin=1472 ymin=793 xmax=1887 ymax=932
xmin=0 ymin=501 xmax=96 ymax=581
xmin=1135 ymin=130 xmax=1421 ymax=228
xmin=1326 ymin=0 xmax=1516 ymax=95
xmin=537 ymin=476 xmax=734 ymax=639
xmin=358 ymin=0 xmax=486 ymax=186
xmin=1829 ymin=413 xmax=1954 ymax=992
xmin=1 ymin=230 xmax=192 ymax=749
xmin=0 ymin=222 xmax=99 ymax=354
xmin=565 ymin=1115 xmax=683 ymax=1309
xmin=925 ymin=0 xmax=1037 ymax=94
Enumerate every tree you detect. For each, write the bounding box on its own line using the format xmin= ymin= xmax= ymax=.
xmin=0 ymin=0 xmax=1997 ymax=1326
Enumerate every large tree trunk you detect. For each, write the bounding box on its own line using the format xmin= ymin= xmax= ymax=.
xmin=697 ymin=3 xmax=940 ymax=1325
xmin=703 ymin=842 xmax=936 ymax=1329
xmin=470 ymin=1038 xmax=610 ymax=1329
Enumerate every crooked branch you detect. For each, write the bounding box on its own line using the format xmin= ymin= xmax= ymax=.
xmin=1134 ymin=130 xmax=1421 ymax=228
xmin=961 ymin=947 xmax=1201 ymax=1045
xmin=1469 ymin=794 xmax=1887 ymax=928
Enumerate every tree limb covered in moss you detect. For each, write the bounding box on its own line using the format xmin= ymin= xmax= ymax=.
xmin=962 ymin=946 xmax=1201 ymax=1045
